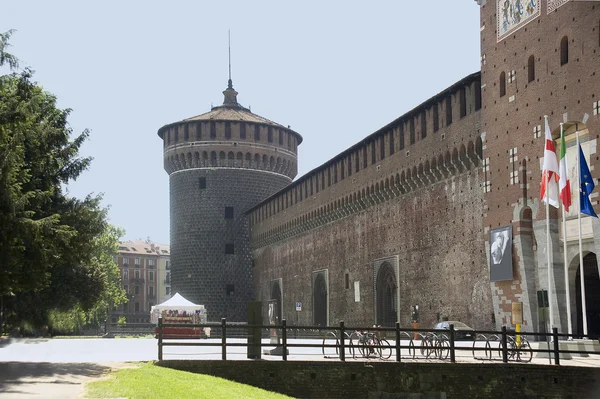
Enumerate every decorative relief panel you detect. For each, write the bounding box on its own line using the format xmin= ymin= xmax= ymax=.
xmin=547 ymin=0 xmax=569 ymax=13
xmin=497 ymin=0 xmax=540 ymax=42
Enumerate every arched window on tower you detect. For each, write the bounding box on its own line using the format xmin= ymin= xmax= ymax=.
xmin=499 ymin=72 xmax=506 ymax=97
xmin=560 ymin=36 xmax=569 ymax=66
xmin=528 ymin=55 xmax=535 ymax=83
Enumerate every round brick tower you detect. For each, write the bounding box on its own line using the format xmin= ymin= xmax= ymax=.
xmin=158 ymin=79 xmax=301 ymax=321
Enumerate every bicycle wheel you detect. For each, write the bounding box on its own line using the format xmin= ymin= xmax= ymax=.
xmin=379 ymin=338 xmax=392 ymax=359
xmin=516 ymin=339 xmax=532 ymax=362
xmin=420 ymin=335 xmax=433 ymax=359
xmin=435 ymin=334 xmax=450 ymax=360
xmin=506 ymin=336 xmax=517 ymax=360
xmin=472 ymin=334 xmax=486 ymax=360
xmin=348 ymin=331 xmax=361 ymax=359
xmin=408 ymin=339 xmax=416 ymax=359
xmin=322 ymin=331 xmax=338 ymax=357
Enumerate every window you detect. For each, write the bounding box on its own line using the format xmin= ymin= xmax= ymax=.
xmin=225 ymin=207 xmax=234 ymax=219
xmin=225 ymin=122 xmax=231 ymax=138
xmin=134 ymin=258 xmax=140 ymax=265
xmin=123 ymin=269 xmax=129 ymax=279
xmin=499 ymin=72 xmax=506 ymax=97
xmin=149 ymin=286 xmax=154 ymax=297
xmin=134 ymin=269 xmax=140 ymax=279
xmin=528 ymin=55 xmax=535 ymax=82
xmin=475 ymin=83 xmax=482 ymax=110
xmin=399 ymin=124 xmax=405 ymax=150
xmin=240 ymin=123 xmax=246 ymax=139
xmin=124 ymin=285 xmax=128 ymax=293
xmin=149 ymin=271 xmax=154 ymax=281
xmin=148 ymin=259 xmax=154 ymax=266
xmin=371 ymin=142 xmax=376 ymax=165
xmin=166 ymin=286 xmax=171 ymax=295
xmin=210 ymin=121 xmax=216 ymax=138
xmin=445 ymin=96 xmax=453 ymax=125
xmin=165 ymin=272 xmax=170 ymax=284
xmin=560 ymin=36 xmax=568 ymax=65
xmin=134 ymin=302 xmax=140 ymax=312
xmin=166 ymin=261 xmax=170 ymax=269
xmin=225 ymin=243 xmax=235 ymax=254
xmin=134 ymin=285 xmax=140 ymax=294
xmin=123 ymin=257 xmax=129 ymax=265
xmin=433 ymin=104 xmax=439 ymax=132
xmin=348 ymin=155 xmax=353 ymax=176
xmin=345 ymin=273 xmax=350 ymax=289
xmin=459 ymin=88 xmax=466 ymax=118
xmin=226 ymin=284 xmax=235 ymax=296
xmin=199 ymin=177 xmax=206 ymax=189
xmin=409 ymin=119 xmax=415 ymax=145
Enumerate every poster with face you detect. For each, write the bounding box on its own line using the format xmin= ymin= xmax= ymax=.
xmin=490 ymin=226 xmax=513 ymax=282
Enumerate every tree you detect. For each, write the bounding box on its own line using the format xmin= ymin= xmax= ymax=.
xmin=0 ymin=30 xmax=126 ymax=334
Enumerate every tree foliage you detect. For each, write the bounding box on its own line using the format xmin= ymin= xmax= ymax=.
xmin=0 ymin=30 xmax=126 ymax=333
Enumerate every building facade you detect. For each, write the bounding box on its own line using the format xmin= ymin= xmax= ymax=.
xmin=160 ymin=1 xmax=600 ymax=333
xmin=112 ymin=240 xmax=170 ymax=324
xmin=248 ymin=0 xmax=600 ymax=334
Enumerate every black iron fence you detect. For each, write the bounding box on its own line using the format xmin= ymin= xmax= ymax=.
xmin=156 ymin=317 xmax=600 ymax=365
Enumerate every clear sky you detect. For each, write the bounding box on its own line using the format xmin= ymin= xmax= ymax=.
xmin=1 ymin=1 xmax=481 ymax=244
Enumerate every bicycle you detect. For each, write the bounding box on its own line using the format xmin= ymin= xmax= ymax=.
xmin=321 ymin=330 xmax=352 ymax=358
xmin=506 ymin=335 xmax=532 ymax=362
xmin=357 ymin=331 xmax=392 ymax=359
xmin=420 ymin=333 xmax=450 ymax=360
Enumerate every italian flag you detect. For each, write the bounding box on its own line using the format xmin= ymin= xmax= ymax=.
xmin=559 ymin=129 xmax=571 ymax=211
xmin=540 ymin=116 xmax=560 ymax=208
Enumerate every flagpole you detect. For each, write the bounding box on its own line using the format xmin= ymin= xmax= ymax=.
xmin=576 ymin=128 xmax=589 ymax=337
xmin=545 ymin=115 xmax=555 ymax=330
xmin=560 ymin=123 xmax=573 ymax=337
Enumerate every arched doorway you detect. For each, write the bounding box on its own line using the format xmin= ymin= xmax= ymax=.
xmin=270 ymin=280 xmax=282 ymax=324
xmin=313 ymin=273 xmax=328 ymax=327
xmin=376 ymin=262 xmax=398 ymax=326
xmin=575 ymin=253 xmax=600 ymax=337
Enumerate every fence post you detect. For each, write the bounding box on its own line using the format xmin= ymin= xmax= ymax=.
xmin=221 ymin=318 xmax=227 ymax=361
xmin=339 ymin=321 xmax=345 ymax=362
xmin=449 ymin=324 xmax=456 ymax=363
xmin=553 ymin=327 xmax=560 ymax=366
xmin=282 ymin=319 xmax=287 ymax=361
xmin=501 ymin=326 xmax=508 ymax=363
xmin=395 ymin=322 xmax=401 ymax=362
xmin=158 ymin=317 xmax=163 ymax=361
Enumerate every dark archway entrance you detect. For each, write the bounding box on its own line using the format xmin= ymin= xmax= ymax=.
xmin=376 ymin=263 xmax=397 ymax=326
xmin=575 ymin=253 xmax=600 ymax=337
xmin=270 ymin=281 xmax=282 ymax=324
xmin=313 ymin=273 xmax=328 ymax=327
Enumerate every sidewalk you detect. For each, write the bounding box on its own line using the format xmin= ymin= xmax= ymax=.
xmin=0 ymin=362 xmax=128 ymax=399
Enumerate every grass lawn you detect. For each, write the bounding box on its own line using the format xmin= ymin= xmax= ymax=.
xmin=85 ymin=362 xmax=295 ymax=399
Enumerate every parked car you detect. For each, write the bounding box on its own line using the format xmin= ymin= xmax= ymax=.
xmin=433 ymin=321 xmax=475 ymax=341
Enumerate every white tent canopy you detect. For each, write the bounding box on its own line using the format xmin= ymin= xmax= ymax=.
xmin=150 ymin=293 xmax=206 ymax=323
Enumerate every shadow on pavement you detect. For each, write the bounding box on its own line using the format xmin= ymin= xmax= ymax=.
xmin=0 ymin=362 xmax=112 ymax=396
